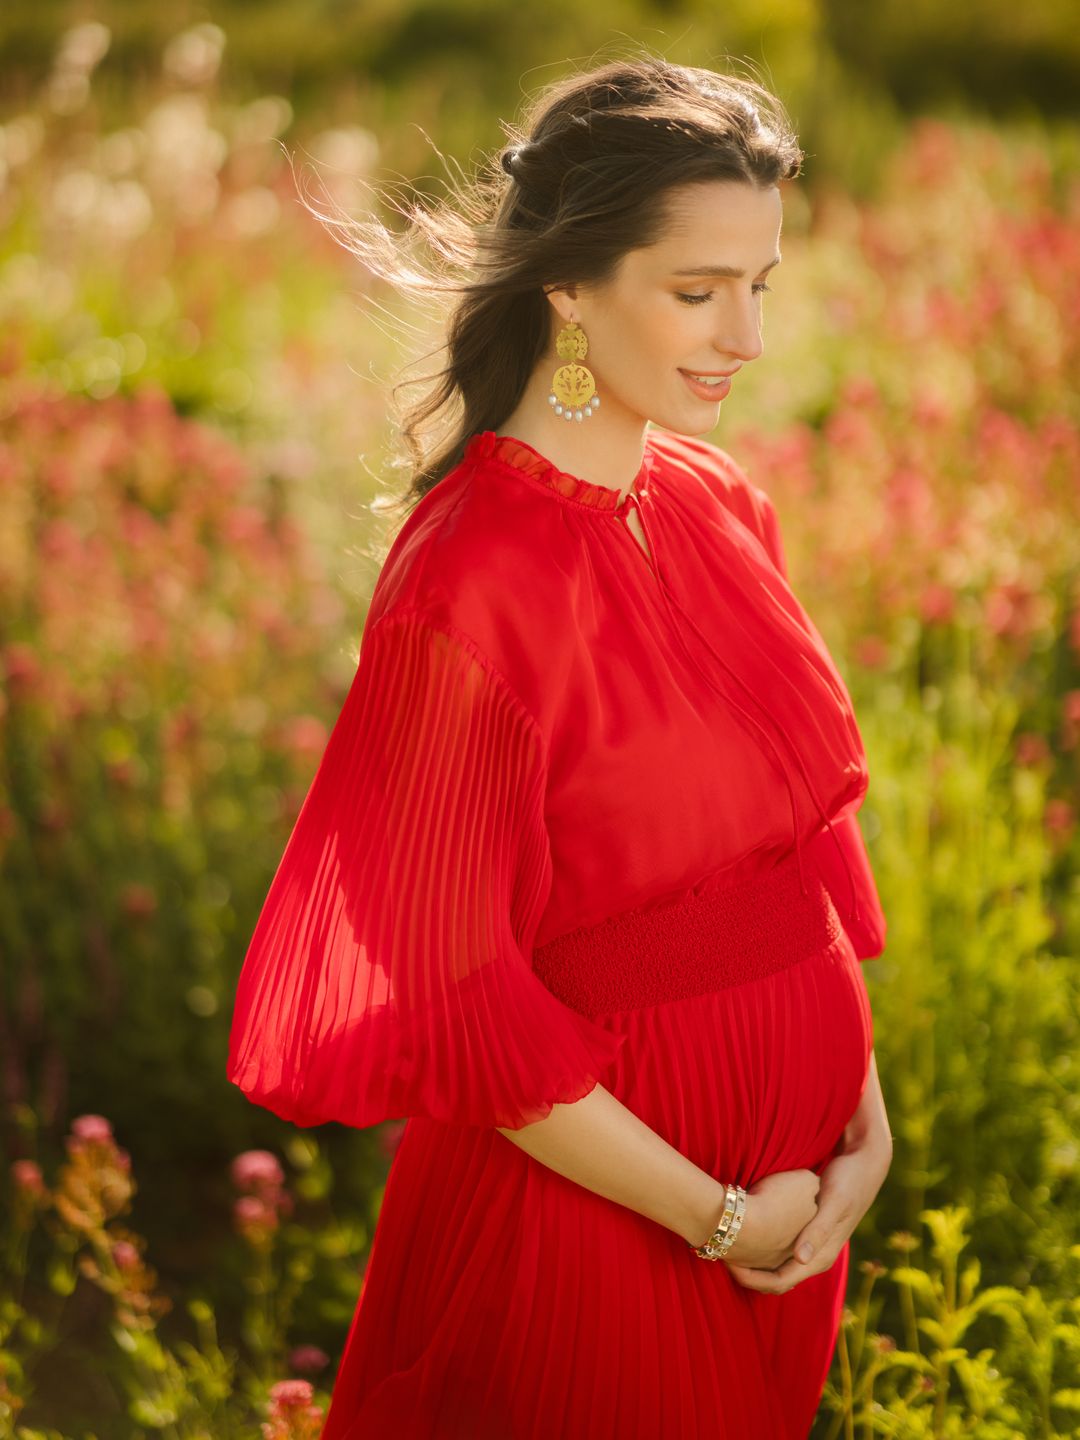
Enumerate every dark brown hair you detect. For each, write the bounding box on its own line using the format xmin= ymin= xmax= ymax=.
xmin=297 ymin=51 xmax=804 ymax=521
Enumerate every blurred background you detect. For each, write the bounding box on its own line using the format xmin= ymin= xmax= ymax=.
xmin=1 ymin=3 xmax=1078 ymax=1435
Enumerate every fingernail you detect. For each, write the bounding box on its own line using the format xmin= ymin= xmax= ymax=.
xmin=798 ymin=1244 xmax=813 ymax=1262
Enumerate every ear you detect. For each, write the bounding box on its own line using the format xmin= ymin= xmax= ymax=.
xmin=543 ymin=285 xmax=578 ymax=326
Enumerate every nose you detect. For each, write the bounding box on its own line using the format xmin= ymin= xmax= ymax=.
xmin=716 ymin=289 xmax=765 ymax=364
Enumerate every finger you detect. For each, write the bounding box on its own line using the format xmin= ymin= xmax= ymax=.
xmin=724 ymin=1263 xmax=794 ymax=1295
xmin=771 ymin=1238 xmax=849 ymax=1287
xmin=791 ymin=1204 xmax=849 ymax=1264
xmin=764 ymin=1254 xmax=825 ymax=1288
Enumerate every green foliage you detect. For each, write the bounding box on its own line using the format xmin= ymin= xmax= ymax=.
xmin=817 ymin=1210 xmax=1080 ymax=1437
xmin=2 ymin=0 xmax=1079 ymax=189
xmin=1 ymin=1118 xmax=364 ymax=1434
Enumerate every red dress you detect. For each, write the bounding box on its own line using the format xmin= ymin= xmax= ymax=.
xmin=227 ymin=427 xmax=887 ymax=1439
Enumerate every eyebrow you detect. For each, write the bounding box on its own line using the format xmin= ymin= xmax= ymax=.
xmin=672 ymin=254 xmax=782 ymax=278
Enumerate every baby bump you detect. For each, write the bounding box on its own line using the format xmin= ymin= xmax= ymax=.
xmin=532 ymin=853 xmax=874 ymax=1187
xmin=611 ymin=932 xmax=873 ymax=1185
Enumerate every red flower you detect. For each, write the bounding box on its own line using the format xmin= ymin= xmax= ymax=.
xmin=1060 ymin=690 xmax=1080 ymax=751
xmin=1044 ymin=799 xmax=1075 ymax=841
xmin=1014 ymin=732 xmax=1050 ymax=767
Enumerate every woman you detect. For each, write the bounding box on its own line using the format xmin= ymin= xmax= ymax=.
xmin=227 ymin=55 xmax=894 ymax=1438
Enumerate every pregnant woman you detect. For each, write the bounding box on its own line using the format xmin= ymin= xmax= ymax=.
xmin=227 ymin=53 xmax=894 ymax=1439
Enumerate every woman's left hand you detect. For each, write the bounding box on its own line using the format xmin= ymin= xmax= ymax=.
xmin=725 ymin=1049 xmax=894 ymax=1296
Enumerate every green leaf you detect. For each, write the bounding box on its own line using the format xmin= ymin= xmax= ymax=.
xmin=892 ymin=1267 xmax=941 ymax=1304
xmin=45 ymin=1255 xmax=76 ymax=1297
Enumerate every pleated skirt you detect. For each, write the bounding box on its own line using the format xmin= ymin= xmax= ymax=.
xmin=320 ymin=849 xmax=874 ymax=1440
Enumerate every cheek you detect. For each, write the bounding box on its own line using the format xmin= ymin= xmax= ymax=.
xmin=621 ymin=303 xmax=688 ymax=363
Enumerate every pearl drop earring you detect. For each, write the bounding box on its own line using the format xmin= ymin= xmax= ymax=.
xmin=548 ymin=319 xmax=600 ymax=422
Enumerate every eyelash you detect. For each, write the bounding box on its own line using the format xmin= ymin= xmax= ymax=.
xmin=676 ymin=283 xmax=773 ymax=305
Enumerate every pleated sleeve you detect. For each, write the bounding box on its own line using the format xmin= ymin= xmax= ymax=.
xmin=226 ymin=608 xmax=627 ymax=1131
xmin=745 ymin=468 xmax=888 ymax=962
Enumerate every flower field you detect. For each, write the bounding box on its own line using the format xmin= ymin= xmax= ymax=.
xmin=1 ymin=21 xmax=1079 ymax=1439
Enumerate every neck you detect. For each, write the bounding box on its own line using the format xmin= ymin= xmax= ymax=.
xmin=496 ymin=370 xmax=649 ymax=500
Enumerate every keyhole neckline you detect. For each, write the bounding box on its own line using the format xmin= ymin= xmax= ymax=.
xmin=466 ymin=429 xmax=655 ymax=514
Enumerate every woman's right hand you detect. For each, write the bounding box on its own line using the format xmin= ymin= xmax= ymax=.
xmin=696 ymin=1169 xmax=821 ymax=1270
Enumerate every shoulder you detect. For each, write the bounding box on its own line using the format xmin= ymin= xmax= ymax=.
xmin=647 ymin=428 xmax=775 ymax=535
xmin=366 ymin=459 xmax=528 ymax=620
xmin=647 ymin=427 xmax=786 ymax=576
xmin=361 ymin=456 xmax=566 ymax=711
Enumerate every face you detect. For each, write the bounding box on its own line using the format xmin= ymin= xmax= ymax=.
xmin=547 ymin=179 xmax=783 ymax=433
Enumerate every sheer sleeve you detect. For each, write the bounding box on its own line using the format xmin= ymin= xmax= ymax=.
xmin=748 ymin=472 xmax=888 ymax=962
xmin=805 ymin=809 xmax=887 ymax=959
xmin=226 ymin=609 xmax=627 ymax=1130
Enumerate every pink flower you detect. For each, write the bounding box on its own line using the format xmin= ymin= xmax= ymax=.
xmin=233 ymin=1193 xmax=279 ymax=1243
xmin=854 ymin=635 xmax=891 ymax=670
xmin=71 ymin=1114 xmax=114 ymax=1145
xmin=112 ymin=1240 xmax=140 ymax=1272
xmin=268 ymin=1379 xmax=315 ymax=1411
xmin=840 ymin=376 xmax=879 ymax=409
xmin=1015 ymin=732 xmax=1050 ymax=767
xmin=11 ymin=1159 xmax=46 ymax=1196
xmin=918 ymin=582 xmax=956 ymax=625
xmin=281 ymin=715 xmax=329 ymax=760
xmin=886 ymin=465 xmax=932 ymax=526
xmin=287 ymin=1345 xmax=330 ymax=1375
xmin=911 ymin=391 xmax=948 ymax=428
xmin=223 ymin=506 xmax=267 ymax=546
xmin=2 ymin=643 xmax=41 ymax=697
xmin=230 ymin=1149 xmax=285 ymax=1193
xmin=985 ymin=581 xmax=1041 ymax=641
xmin=1044 ymin=799 xmax=1075 ymax=841
xmin=1060 ymin=690 xmax=1080 ymax=751
xmin=261 ymin=1376 xmax=326 ymax=1440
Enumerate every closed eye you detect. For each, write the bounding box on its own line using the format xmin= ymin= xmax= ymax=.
xmin=676 ymin=283 xmax=772 ymax=306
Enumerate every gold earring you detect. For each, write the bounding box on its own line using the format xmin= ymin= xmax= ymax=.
xmin=549 ymin=319 xmax=599 ymax=423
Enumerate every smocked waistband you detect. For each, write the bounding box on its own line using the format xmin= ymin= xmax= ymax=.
xmin=531 ymin=850 xmax=845 ymax=1017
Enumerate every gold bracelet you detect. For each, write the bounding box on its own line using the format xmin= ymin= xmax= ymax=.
xmin=714 ymin=1187 xmax=746 ymax=1258
xmin=687 ymin=1183 xmax=747 ymax=1260
xmin=687 ymin=1183 xmax=737 ymax=1259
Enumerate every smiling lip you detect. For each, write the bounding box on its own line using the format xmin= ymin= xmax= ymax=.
xmin=679 ymin=370 xmax=734 ymax=401
xmin=679 ymin=368 xmax=739 ymax=378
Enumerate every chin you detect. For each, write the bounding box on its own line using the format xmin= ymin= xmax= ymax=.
xmin=651 ymin=417 xmax=720 ymax=439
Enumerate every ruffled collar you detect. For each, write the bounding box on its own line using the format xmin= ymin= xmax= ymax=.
xmin=464 ymin=429 xmax=654 ymax=512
